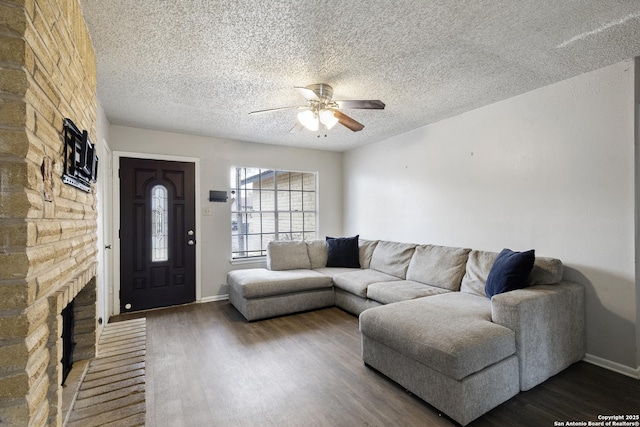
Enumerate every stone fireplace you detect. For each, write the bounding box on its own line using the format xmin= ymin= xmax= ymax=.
xmin=0 ymin=0 xmax=99 ymax=425
xmin=46 ymin=271 xmax=99 ymax=425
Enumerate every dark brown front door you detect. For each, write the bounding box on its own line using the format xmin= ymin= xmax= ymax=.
xmin=119 ymin=157 xmax=196 ymax=312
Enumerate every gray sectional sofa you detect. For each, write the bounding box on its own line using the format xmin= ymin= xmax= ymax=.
xmin=226 ymin=238 xmax=585 ymax=425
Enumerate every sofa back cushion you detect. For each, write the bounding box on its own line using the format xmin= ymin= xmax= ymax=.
xmin=359 ymin=239 xmax=378 ymax=269
xmin=369 ymin=241 xmax=416 ymax=279
xmin=267 ymin=241 xmax=311 ymax=271
xmin=460 ymin=250 xmax=499 ymax=297
xmin=461 ymin=249 xmax=565 ymax=297
xmin=306 ymin=240 xmax=328 ymax=269
xmin=406 ymin=245 xmax=471 ymax=291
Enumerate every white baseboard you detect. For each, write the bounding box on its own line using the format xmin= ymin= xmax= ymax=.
xmin=583 ymin=353 xmax=640 ymax=379
xmin=199 ymin=294 xmax=229 ymax=303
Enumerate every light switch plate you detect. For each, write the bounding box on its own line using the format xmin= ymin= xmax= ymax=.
xmin=203 ymin=207 xmax=212 ymax=216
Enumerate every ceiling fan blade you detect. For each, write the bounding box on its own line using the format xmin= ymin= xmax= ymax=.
xmin=334 ymin=100 xmax=385 ymax=110
xmin=289 ymin=121 xmax=305 ymax=133
xmin=294 ymin=86 xmax=320 ymax=101
xmin=249 ymin=106 xmax=302 ymax=115
xmin=333 ymin=110 xmax=364 ymax=132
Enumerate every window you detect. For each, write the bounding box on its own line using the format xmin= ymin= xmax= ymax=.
xmin=231 ymin=167 xmax=317 ymax=259
xmin=150 ymin=184 xmax=169 ymax=262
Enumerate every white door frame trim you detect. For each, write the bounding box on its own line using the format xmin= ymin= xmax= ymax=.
xmin=112 ymin=151 xmax=201 ymax=316
xmin=98 ymin=139 xmax=113 ymax=327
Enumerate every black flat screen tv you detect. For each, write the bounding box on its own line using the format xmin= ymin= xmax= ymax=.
xmin=62 ymin=118 xmax=98 ymax=192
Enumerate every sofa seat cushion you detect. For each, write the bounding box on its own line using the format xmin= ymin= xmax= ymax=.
xmin=313 ymin=267 xmax=360 ymax=277
xmin=366 ymin=280 xmax=451 ymax=304
xmin=360 ymin=293 xmax=516 ymax=381
xmin=333 ymin=269 xmax=401 ymax=298
xmin=227 ymin=268 xmax=332 ymax=299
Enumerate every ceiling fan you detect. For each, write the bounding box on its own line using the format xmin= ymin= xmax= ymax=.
xmin=249 ymin=83 xmax=385 ymax=133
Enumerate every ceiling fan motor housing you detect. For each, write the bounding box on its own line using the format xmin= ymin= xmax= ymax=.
xmin=307 ymin=83 xmax=334 ymax=102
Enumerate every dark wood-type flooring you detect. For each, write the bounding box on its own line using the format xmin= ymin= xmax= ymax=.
xmin=112 ymin=302 xmax=640 ymax=427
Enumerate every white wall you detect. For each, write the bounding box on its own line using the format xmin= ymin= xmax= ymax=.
xmin=108 ymin=125 xmax=343 ymax=301
xmin=344 ymin=61 xmax=638 ymax=370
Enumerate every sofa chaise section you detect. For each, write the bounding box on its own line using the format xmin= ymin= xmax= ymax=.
xmin=359 ymin=248 xmax=585 ymax=425
xmin=360 ymin=293 xmax=520 ymax=426
xmin=228 ymin=239 xmax=378 ymax=321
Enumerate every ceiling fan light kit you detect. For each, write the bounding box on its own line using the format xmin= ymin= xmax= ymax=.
xmin=298 ymin=110 xmax=319 ymax=131
xmin=250 ymin=83 xmax=385 ymax=134
xmin=319 ymin=109 xmax=339 ymax=129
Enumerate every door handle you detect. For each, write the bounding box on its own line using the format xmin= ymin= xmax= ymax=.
xmin=105 ymin=244 xmax=112 ymax=249
xmin=188 ymin=240 xmax=195 ymax=246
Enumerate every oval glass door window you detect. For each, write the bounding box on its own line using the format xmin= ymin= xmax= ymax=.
xmin=151 ymin=184 xmax=169 ymax=262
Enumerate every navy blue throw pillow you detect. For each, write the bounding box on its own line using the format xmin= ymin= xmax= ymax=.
xmin=485 ymin=248 xmax=535 ymax=298
xmin=326 ymin=235 xmax=361 ymax=268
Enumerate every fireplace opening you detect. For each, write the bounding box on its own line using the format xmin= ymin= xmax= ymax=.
xmin=61 ymin=299 xmax=75 ymax=385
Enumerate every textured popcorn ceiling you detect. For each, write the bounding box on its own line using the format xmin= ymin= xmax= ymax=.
xmin=79 ymin=1 xmax=640 ymax=152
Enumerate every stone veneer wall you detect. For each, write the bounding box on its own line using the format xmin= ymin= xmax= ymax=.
xmin=0 ymin=0 xmax=98 ymax=425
